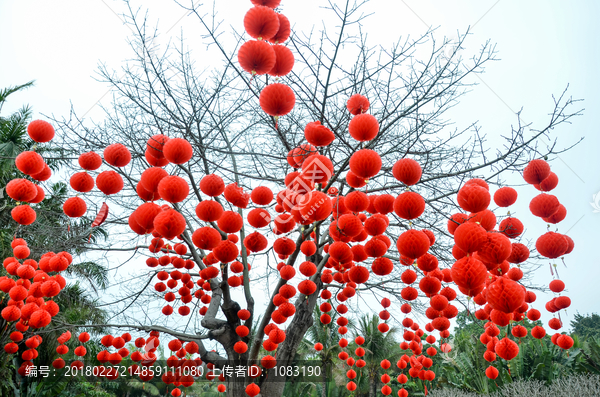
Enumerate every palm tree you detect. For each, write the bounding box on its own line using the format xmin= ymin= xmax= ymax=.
xmin=297 ymin=308 xmax=344 ymax=397
xmin=351 ymin=315 xmax=402 ymax=397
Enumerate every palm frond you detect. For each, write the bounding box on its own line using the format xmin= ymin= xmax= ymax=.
xmin=63 ymin=261 xmax=109 ymax=291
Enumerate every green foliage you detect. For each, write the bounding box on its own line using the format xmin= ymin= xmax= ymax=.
xmin=294 ymin=307 xmax=600 ymax=397
xmin=571 ymin=313 xmax=600 ymax=340
xmin=431 ymin=312 xmax=600 ymax=395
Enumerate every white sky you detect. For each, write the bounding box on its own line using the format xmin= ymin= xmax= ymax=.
xmin=1 ymin=0 xmax=599 ymax=336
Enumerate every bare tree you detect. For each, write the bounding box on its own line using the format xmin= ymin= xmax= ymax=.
xmin=52 ymin=1 xmax=581 ymax=396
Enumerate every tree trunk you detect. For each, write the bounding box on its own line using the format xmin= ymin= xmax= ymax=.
xmin=226 ymin=376 xmax=248 ymax=397
xmin=258 ymin=279 xmax=322 ymax=397
xmin=321 ymin=367 xmax=328 ymax=397
xmin=368 ymin=373 xmax=377 ymax=397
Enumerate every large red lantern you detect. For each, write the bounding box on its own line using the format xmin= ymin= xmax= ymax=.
xmin=304 ymin=121 xmax=335 ymax=147
xmin=396 ymin=230 xmax=429 ymax=259
xmin=104 ymin=144 xmax=131 ymax=167
xmin=268 ymin=13 xmax=290 ymax=44
xmin=393 ymin=192 xmax=425 ymax=220
xmin=536 ymin=232 xmax=569 ymax=259
xmin=244 ymin=6 xmax=280 ymax=40
xmin=268 ymin=45 xmax=294 ymax=77
xmin=457 ymin=184 xmax=490 ymax=213
xmin=27 ymin=120 xmax=55 ymax=142
xmin=259 ymin=83 xmax=296 ymax=117
xmin=348 ymin=114 xmax=379 ymax=142
xmin=523 ymin=159 xmax=550 ymax=185
xmin=346 ymin=94 xmax=370 ymax=115
xmin=486 ymin=277 xmax=525 ymax=313
xmin=451 ymin=257 xmax=487 ymax=295
xmin=238 ymin=40 xmax=276 ymax=75
xmin=349 ymin=149 xmax=381 ymax=179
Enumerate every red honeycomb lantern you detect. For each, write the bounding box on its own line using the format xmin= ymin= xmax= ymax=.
xmin=259 ymin=83 xmax=296 ymax=117
xmin=238 ymin=40 xmax=276 ymax=75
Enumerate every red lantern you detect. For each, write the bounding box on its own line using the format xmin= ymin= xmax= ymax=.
xmin=213 ymin=240 xmax=239 ymax=263
xmin=499 ymin=217 xmax=523 ymax=238
xmin=299 ymin=191 xmax=332 ymax=222
xmin=11 ymin=205 xmax=36 ymax=225
xmin=523 ymin=159 xmax=550 ymax=185
xmin=304 ymin=121 xmax=335 ymax=147
xmin=141 ymin=167 xmax=168 ymax=194
xmin=6 ymin=179 xmax=38 ymax=202
xmin=486 ymin=277 xmax=525 ymax=313
xmin=535 ymin=172 xmax=559 ymax=192
xmin=396 ymin=230 xmax=429 ymax=259
xmin=238 ymin=40 xmax=276 ymax=75
xmin=200 ymin=174 xmax=225 ymax=197
xmin=103 ymin=144 xmax=131 ymax=167
xmin=163 ymin=138 xmax=193 ymax=164
xmin=27 ymin=120 xmax=55 ymax=143
xmin=244 ymin=232 xmax=268 ymax=253
xmin=247 ymin=208 xmax=271 ymax=228
xmin=251 ymin=186 xmax=273 ymax=205
xmin=346 ymin=94 xmax=370 ymax=115
xmin=96 ymin=171 xmax=124 ymax=195
xmin=349 ymin=149 xmax=381 ymax=179
xmin=453 ymin=222 xmax=487 ymax=253
xmin=392 ymin=159 xmax=422 ymax=186
xmin=301 ymin=154 xmax=334 ymax=184
xmin=543 ymin=204 xmax=567 ymax=224
xmin=31 ymin=164 xmax=51 ymax=181
xmin=349 ymin=114 xmax=379 ymax=142
xmin=153 ymin=209 xmax=186 ymax=240
xmin=493 ymin=186 xmax=517 ymax=207
xmin=393 ymin=192 xmax=425 ymax=220
xmin=530 ymin=193 xmax=560 ymax=218
xmin=15 ymin=151 xmax=45 ymax=176
xmin=259 ymin=83 xmax=295 ymax=117
xmin=268 ymin=45 xmax=294 ymax=77
xmin=29 ymin=186 xmax=45 ymax=204
xmin=63 ymin=197 xmax=87 ymax=218
xmin=447 ymin=213 xmax=468 ymax=235
xmin=348 ymin=266 xmax=369 ymax=284
xmin=78 ymin=151 xmax=102 ymax=170
xmin=536 ymin=232 xmax=568 ymax=259
xmin=371 ymin=257 xmax=393 ymax=276
xmin=507 ymin=243 xmax=529 ymax=263
xmin=70 ymin=172 xmax=94 ymax=193
xmin=346 ymin=171 xmax=366 ymax=188
xmin=485 ymin=366 xmax=499 ymax=379
xmin=157 ymin=176 xmax=189 ymax=203
xmin=477 ymin=233 xmax=512 ymax=265
xmin=298 ymin=280 xmax=317 ymax=295
xmin=451 ymin=257 xmax=487 ymax=294
xmin=557 ymin=335 xmax=574 ymax=350
xmin=495 ymin=337 xmax=519 ymax=360
xmin=244 ymin=6 xmax=280 ymax=40
xmin=457 ymin=184 xmax=490 ymax=213
xmin=268 ymin=13 xmax=290 ymax=43
xmin=146 ymin=134 xmax=169 ymax=159
xmin=224 ymin=183 xmax=250 ymax=208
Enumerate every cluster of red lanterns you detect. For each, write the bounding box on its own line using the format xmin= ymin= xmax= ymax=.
xmin=524 ymin=160 xmax=574 ymax=351
xmin=1 ymin=5 xmax=583 ymax=394
xmin=238 ymin=0 xmax=295 ymax=126
xmin=2 ymin=198 xmax=76 ymax=376
xmin=7 ymin=120 xmax=56 ymax=225
xmin=2 ymin=118 xmax=78 ymax=372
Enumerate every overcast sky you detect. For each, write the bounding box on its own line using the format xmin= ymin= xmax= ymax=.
xmin=1 ymin=0 xmax=598 ymax=335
